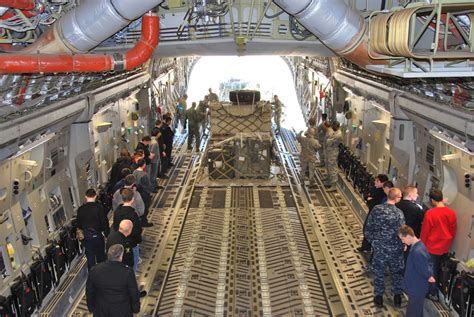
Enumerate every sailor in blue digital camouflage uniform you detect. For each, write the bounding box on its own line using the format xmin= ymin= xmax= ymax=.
xmin=365 ymin=187 xmax=405 ymax=308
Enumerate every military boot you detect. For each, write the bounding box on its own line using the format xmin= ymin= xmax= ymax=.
xmin=394 ymin=294 xmax=402 ymax=307
xmin=326 ymin=186 xmax=337 ymax=192
xmin=374 ymin=295 xmax=383 ymax=308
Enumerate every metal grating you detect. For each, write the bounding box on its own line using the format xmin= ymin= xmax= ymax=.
xmin=156 ymin=188 xmax=221 ymax=315
xmin=155 ymin=185 xmax=336 ymax=316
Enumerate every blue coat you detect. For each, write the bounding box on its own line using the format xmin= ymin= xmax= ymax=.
xmin=403 ymin=240 xmax=433 ymax=297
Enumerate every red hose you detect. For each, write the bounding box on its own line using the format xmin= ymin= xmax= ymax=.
xmin=14 ymin=74 xmax=30 ymax=105
xmin=0 ymin=14 xmax=159 ymax=74
xmin=0 ymin=0 xmax=35 ymax=10
xmin=0 ymin=54 xmax=114 ymax=73
xmin=124 ymin=14 xmax=159 ymax=70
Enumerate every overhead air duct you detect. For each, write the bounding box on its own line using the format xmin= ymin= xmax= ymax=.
xmin=0 ymin=0 xmax=164 ymax=73
xmin=272 ymin=0 xmax=388 ymax=68
xmin=27 ymin=0 xmax=163 ymax=53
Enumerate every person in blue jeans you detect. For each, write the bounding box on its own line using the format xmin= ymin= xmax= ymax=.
xmin=399 ymin=225 xmax=435 ymax=316
xmin=77 ymin=188 xmax=110 ymax=270
xmin=112 ymin=188 xmax=142 ymax=273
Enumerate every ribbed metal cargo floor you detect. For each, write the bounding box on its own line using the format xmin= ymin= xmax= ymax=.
xmin=68 ymin=128 xmax=453 ymax=317
xmin=155 ymin=186 xmax=336 ymax=316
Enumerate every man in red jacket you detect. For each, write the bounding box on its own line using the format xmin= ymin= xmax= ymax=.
xmin=420 ymin=188 xmax=457 ymax=298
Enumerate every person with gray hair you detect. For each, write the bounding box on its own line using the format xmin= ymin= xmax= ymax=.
xmin=86 ymin=243 xmax=141 ymax=316
xmin=107 ymin=243 xmax=124 ymax=261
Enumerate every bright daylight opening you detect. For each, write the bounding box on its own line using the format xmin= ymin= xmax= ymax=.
xmin=186 ymin=56 xmax=307 ymax=133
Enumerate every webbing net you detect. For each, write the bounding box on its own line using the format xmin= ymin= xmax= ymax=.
xmin=209 ymin=101 xmax=272 ymax=135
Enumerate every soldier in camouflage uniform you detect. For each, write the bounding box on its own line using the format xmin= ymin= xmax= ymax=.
xmin=272 ymin=95 xmax=283 ymax=133
xmin=207 ymin=88 xmax=219 ymax=102
xmin=176 ymin=94 xmax=187 ymax=131
xmin=365 ymin=187 xmax=405 ymax=308
xmin=323 ymin=121 xmax=342 ymax=191
xmin=186 ymin=102 xmax=201 ymax=151
xmin=197 ymin=95 xmax=209 ymax=135
xmin=296 ymin=128 xmax=321 ymax=187
xmin=316 ymin=113 xmax=329 ymax=167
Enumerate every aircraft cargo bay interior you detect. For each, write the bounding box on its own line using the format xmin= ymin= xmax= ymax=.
xmin=0 ymin=0 xmax=473 ymax=316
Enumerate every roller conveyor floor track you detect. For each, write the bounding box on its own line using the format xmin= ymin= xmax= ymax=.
xmin=155 ymin=185 xmax=342 ymax=316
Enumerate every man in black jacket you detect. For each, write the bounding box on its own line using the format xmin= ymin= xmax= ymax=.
xmin=86 ymin=244 xmax=140 ymax=317
xmin=106 ymin=219 xmax=134 ymax=268
xmin=358 ymin=174 xmax=389 ymax=253
xmin=109 ymin=149 xmax=132 ymax=190
xmin=396 ymin=185 xmax=425 ymax=237
xmin=150 ymin=119 xmax=163 ymax=137
xmin=161 ymin=116 xmax=175 ymax=171
xmin=135 ymin=136 xmax=152 ymax=165
xmin=77 ymin=188 xmax=109 ymax=270
xmin=396 ymin=186 xmax=426 ymax=266
xmin=112 ymin=188 xmax=142 ymax=272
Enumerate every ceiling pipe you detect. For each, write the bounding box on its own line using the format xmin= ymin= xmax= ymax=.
xmin=0 ymin=13 xmax=159 ymax=73
xmin=122 ymin=15 xmax=160 ymax=70
xmin=272 ymin=0 xmax=388 ymax=68
xmin=25 ymin=0 xmax=164 ymax=54
xmin=0 ymin=0 xmax=35 ymax=10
